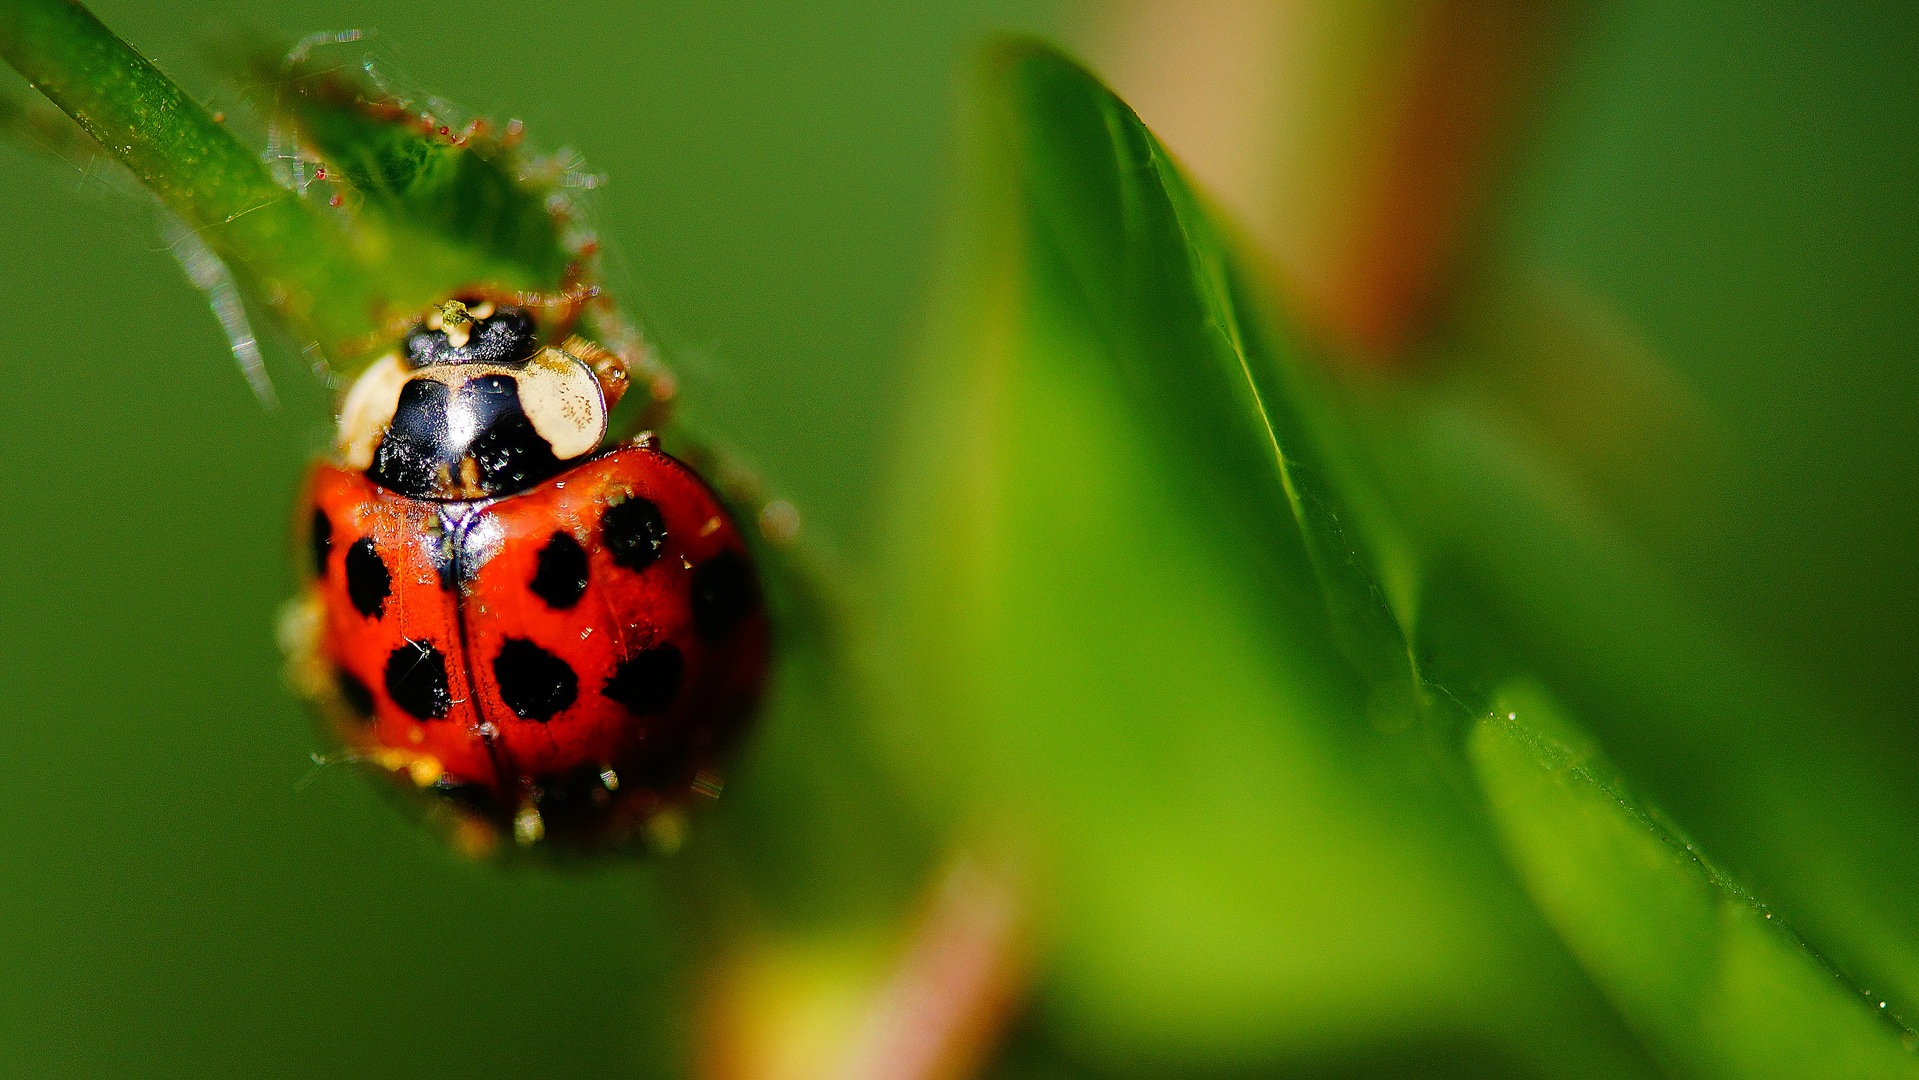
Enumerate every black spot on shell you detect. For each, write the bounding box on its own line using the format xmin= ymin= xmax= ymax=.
xmin=345 ymin=537 xmax=392 ymax=619
xmin=602 ymin=497 xmax=667 ymax=572
xmin=310 ymin=508 xmax=332 ymax=579
xmin=692 ymin=549 xmax=760 ymax=641
xmin=385 ymin=641 xmax=451 ymax=720
xmin=603 ymin=645 xmax=683 ymax=715
xmin=493 ymin=638 xmax=578 ymax=721
xmin=336 ymin=670 xmax=375 ymax=720
xmin=530 ymin=532 xmax=590 ymax=609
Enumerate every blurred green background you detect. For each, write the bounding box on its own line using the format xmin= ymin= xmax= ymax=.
xmin=1 ymin=1 xmax=1914 ymax=1077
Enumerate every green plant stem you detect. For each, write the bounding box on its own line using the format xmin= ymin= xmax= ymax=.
xmin=0 ymin=0 xmax=369 ymax=350
xmin=1 ymin=0 xmax=276 ymax=224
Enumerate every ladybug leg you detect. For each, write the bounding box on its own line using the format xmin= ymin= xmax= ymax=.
xmin=512 ymin=788 xmax=546 ymax=845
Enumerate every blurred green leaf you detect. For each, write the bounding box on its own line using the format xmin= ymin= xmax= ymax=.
xmin=879 ymin=37 xmax=1655 ymax=1075
xmin=880 ymin=33 xmax=1919 ymax=1078
xmin=272 ymin=75 xmax=567 ymax=278
xmin=1363 ymin=357 xmax=1919 ymax=1026
xmin=0 ymin=1 xmax=598 ymax=368
xmin=0 ymin=0 xmax=377 ymax=352
xmin=250 ymin=51 xmax=586 ymax=350
xmin=1473 ymin=681 xmax=1919 ymax=1078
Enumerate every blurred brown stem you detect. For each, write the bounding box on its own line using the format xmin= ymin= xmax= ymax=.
xmin=834 ymin=854 xmax=1026 ymax=1080
xmin=1089 ymin=0 xmax=1564 ymax=366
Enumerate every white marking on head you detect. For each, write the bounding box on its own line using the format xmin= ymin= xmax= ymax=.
xmin=514 ymin=346 xmax=608 ymax=460
xmin=336 ymin=353 xmax=409 ymax=470
xmin=333 ymin=345 xmax=608 ymax=473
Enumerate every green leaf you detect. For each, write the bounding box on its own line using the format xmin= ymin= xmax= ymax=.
xmin=1368 ymin=357 xmax=1919 ymax=1024
xmin=255 ymin=53 xmax=580 ymax=313
xmin=0 ymin=0 xmax=375 ymax=353
xmin=878 ymin=38 xmax=1655 ymax=1074
xmin=1472 ymin=681 xmax=1919 ymax=1078
xmin=0 ymin=3 xmax=598 ymax=368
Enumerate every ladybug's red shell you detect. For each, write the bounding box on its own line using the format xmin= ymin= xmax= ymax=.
xmin=292 ymin=445 xmax=767 ymax=853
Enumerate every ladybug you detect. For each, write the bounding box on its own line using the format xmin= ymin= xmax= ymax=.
xmin=283 ymin=299 xmax=768 ymax=855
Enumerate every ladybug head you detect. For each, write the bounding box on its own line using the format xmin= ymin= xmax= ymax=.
xmin=335 ymin=302 xmax=615 ymax=500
